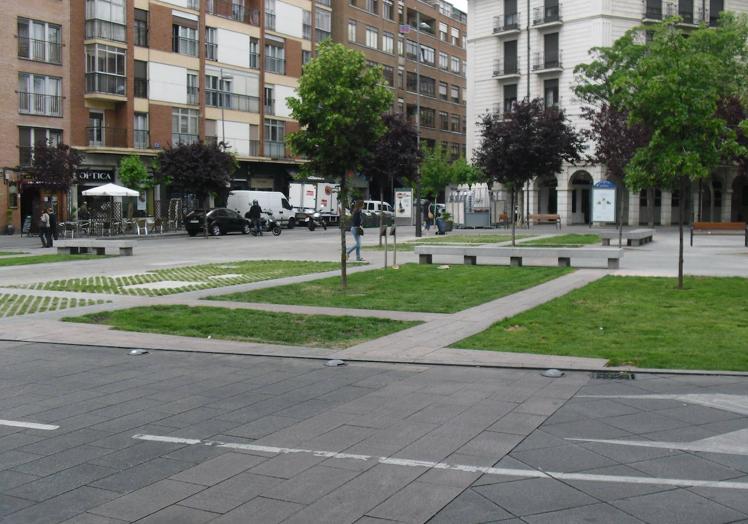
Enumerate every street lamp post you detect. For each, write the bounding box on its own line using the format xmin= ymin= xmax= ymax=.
xmin=204 ymin=68 xmax=233 ymax=238
xmin=414 ymin=15 xmax=429 ymax=238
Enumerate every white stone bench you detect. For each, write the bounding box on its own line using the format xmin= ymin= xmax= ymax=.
xmin=56 ymin=240 xmax=135 ymax=256
xmin=414 ymin=245 xmax=624 ymax=269
xmin=599 ymin=228 xmax=654 ymax=246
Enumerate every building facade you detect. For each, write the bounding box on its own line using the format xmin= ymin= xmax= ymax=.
xmin=333 ymin=0 xmax=467 ymax=160
xmin=465 ymin=0 xmax=748 ymax=226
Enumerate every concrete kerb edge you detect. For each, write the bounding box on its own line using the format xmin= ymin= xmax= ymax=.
xmin=4 ymin=338 xmax=748 ymax=378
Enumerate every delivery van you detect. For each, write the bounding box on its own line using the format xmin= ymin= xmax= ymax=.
xmin=226 ymin=190 xmax=295 ymax=227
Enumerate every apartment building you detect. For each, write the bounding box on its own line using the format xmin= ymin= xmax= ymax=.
xmin=465 ymin=0 xmax=748 ymax=226
xmin=333 ymin=0 xmax=468 ymax=161
xmin=2 ymin=0 xmax=326 ymax=229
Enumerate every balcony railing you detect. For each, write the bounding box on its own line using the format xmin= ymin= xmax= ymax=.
xmin=265 ymin=56 xmax=285 ymax=74
xmin=172 ymin=133 xmax=200 ymax=145
xmin=205 ymin=90 xmax=260 ymax=113
xmin=85 ymin=72 xmax=126 ymax=96
xmin=264 ymin=99 xmax=275 ymax=115
xmin=17 ymin=37 xmax=62 ymax=64
xmin=492 ymin=60 xmax=519 ymax=78
xmin=533 ymin=51 xmax=563 ymax=71
xmin=134 ymin=130 xmax=150 ymax=149
xmin=493 ymin=13 xmax=520 ymax=33
xmin=265 ymin=12 xmax=276 ymax=30
xmin=18 ymin=93 xmax=63 ymax=117
xmin=533 ymin=5 xmax=561 ymax=25
xmin=187 ymin=86 xmax=199 ymax=105
xmin=205 ymin=42 xmax=217 ymax=60
xmin=86 ymin=127 xmax=128 ymax=148
xmin=173 ymin=36 xmax=198 ymax=56
xmin=85 ymin=19 xmax=127 ymax=42
xmin=264 ymin=140 xmax=285 ymax=158
xmin=207 ymin=0 xmax=260 ymax=24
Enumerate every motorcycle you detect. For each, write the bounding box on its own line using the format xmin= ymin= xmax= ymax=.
xmin=303 ymin=211 xmax=328 ymax=231
xmin=248 ymin=211 xmax=282 ymax=236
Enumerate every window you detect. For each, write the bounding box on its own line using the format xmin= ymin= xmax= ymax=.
xmin=172 ymin=24 xmax=198 ymax=56
xmin=134 ymin=113 xmax=149 ymax=149
xmin=439 ymin=52 xmax=448 ymax=70
xmin=450 ymin=56 xmax=460 ymax=74
xmin=450 ymin=143 xmax=460 ymax=159
xmin=265 ymin=0 xmax=276 ymax=30
xmin=450 ymin=85 xmax=460 ymax=103
xmin=405 ymin=40 xmax=418 ymax=60
xmin=231 ymin=0 xmax=245 ymax=22
xmin=250 ymin=38 xmax=259 ymax=68
xmin=302 ymin=50 xmax=312 ymax=65
xmin=420 ymin=45 xmax=435 ymax=65
xmin=85 ymin=0 xmax=126 ymax=42
xmin=450 ymin=114 xmax=460 ymax=132
xmin=187 ymin=71 xmax=198 ymax=105
xmin=134 ymin=60 xmax=147 ymax=98
xmin=18 ymin=73 xmax=62 ymax=117
xmin=303 ymin=10 xmax=311 ymax=40
xmin=420 ymin=108 xmax=435 ymax=128
xmin=315 ymin=10 xmax=331 ymax=41
xmin=264 ymin=119 xmax=285 ymax=158
xmin=85 ymin=44 xmax=126 ymax=95
xmin=172 ymin=108 xmax=199 ymax=144
xmin=265 ymin=42 xmax=285 ymax=74
xmin=382 ymin=65 xmax=394 ymax=86
xmin=504 ymin=40 xmax=518 ymax=73
xmin=710 ymin=0 xmax=723 ymax=25
xmin=364 ymin=0 xmax=378 ymax=14
xmin=348 ymin=20 xmax=356 ymax=42
xmin=439 ymin=111 xmax=448 ymax=130
xmin=264 ymin=85 xmax=275 ymax=114
xmin=88 ymin=112 xmax=104 ymax=146
xmin=205 ymin=27 xmax=217 ymax=60
xmin=398 ymin=37 xmax=403 ymax=56
xmin=406 ymin=71 xmax=417 ymax=92
xmin=384 ymin=0 xmax=394 ymax=20
xmin=17 ymin=18 xmax=62 ymax=64
xmin=544 ymin=78 xmax=559 ymax=107
xmin=439 ymin=81 xmax=448 ymax=100
xmin=382 ymin=32 xmax=394 ymax=54
xmin=134 ymin=9 xmax=148 ymax=47
xmin=18 ymin=127 xmax=62 ymax=166
xmin=439 ymin=22 xmax=448 ymax=41
xmin=450 ymin=26 xmax=459 ymax=46
xmin=543 ymin=32 xmax=560 ymax=68
xmin=365 ymin=27 xmax=378 ymax=49
xmin=420 ymin=75 xmax=435 ymax=97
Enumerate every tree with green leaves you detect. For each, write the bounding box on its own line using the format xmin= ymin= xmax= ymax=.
xmin=578 ymin=15 xmax=748 ymax=288
xmin=118 ymin=155 xmax=152 ymax=220
xmin=287 ymin=40 xmax=393 ymax=287
xmin=474 ymin=98 xmax=583 ymax=245
xmin=450 ymin=158 xmax=485 ymax=190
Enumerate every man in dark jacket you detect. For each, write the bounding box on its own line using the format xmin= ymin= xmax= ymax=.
xmin=246 ymin=200 xmax=263 ymax=235
xmin=48 ymin=206 xmax=58 ymax=240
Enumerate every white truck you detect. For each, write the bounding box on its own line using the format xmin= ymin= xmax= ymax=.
xmin=288 ymin=182 xmax=340 ymax=229
xmin=226 ymin=190 xmax=295 ymax=227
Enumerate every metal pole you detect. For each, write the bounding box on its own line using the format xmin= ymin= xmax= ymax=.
xmin=414 ymin=13 xmax=422 ymax=238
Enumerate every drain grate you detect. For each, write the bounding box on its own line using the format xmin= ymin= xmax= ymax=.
xmin=591 ymin=371 xmax=636 ymax=380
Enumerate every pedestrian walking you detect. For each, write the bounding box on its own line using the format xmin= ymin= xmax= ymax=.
xmin=424 ymin=200 xmax=432 ymax=231
xmin=48 ymin=206 xmax=58 ymax=240
xmin=346 ymin=200 xmax=365 ymax=261
xmin=39 ymin=208 xmax=51 ymax=248
xmin=78 ymin=202 xmax=90 ymax=220
xmin=246 ymin=199 xmax=263 ymax=235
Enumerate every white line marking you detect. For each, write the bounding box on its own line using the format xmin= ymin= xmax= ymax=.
xmin=0 ymin=419 xmax=59 ymax=431
xmin=578 ymin=394 xmax=748 ymax=416
xmin=132 ymin=434 xmax=748 ymax=491
xmin=568 ymin=428 xmax=748 ymax=456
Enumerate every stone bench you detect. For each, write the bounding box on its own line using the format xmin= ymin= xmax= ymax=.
xmin=56 ymin=240 xmax=135 ymax=256
xmin=690 ymin=222 xmax=747 ymax=247
xmin=414 ymin=245 xmax=623 ymax=269
xmin=600 ymin=228 xmax=654 ymax=246
xmin=529 ymin=214 xmax=561 ymax=228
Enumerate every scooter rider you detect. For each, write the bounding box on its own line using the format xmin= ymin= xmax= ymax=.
xmin=246 ymin=200 xmax=263 ymax=235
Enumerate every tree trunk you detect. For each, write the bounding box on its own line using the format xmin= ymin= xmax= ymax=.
xmin=378 ymin=186 xmax=384 ymax=247
xmin=510 ymin=186 xmax=516 ymax=247
xmin=618 ymin=183 xmax=624 ymax=249
xmin=677 ymin=176 xmax=686 ymax=289
xmin=339 ymin=177 xmax=348 ymax=289
xmin=415 ymin=181 xmax=422 ymax=238
xmin=203 ymin=194 xmax=209 ymax=239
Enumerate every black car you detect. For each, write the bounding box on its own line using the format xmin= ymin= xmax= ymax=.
xmin=185 ymin=208 xmax=251 ymax=237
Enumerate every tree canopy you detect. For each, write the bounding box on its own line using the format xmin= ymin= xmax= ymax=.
xmin=153 ymin=142 xmax=236 ymax=204
xmin=362 ymin=113 xmax=421 ymax=191
xmin=118 ymin=155 xmax=152 ymax=192
xmin=27 ymin=142 xmax=83 ymax=190
xmin=420 ymin=144 xmax=454 ymax=200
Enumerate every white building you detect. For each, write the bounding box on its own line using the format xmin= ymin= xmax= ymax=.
xmin=463 ymin=0 xmax=748 ymax=226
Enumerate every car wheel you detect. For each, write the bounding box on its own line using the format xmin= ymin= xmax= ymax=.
xmin=308 ymin=222 xmax=316 ymax=231
xmin=272 ymin=226 xmax=282 ymax=236
xmin=286 ymin=218 xmax=295 ymax=229
xmin=242 ymin=223 xmax=250 ymax=235
xmin=210 ymin=224 xmax=222 ymax=236
xmin=187 ymin=230 xmax=197 ymax=237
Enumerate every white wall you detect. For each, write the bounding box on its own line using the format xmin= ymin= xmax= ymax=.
xmin=274 ymin=85 xmax=296 ymax=118
xmin=217 ymin=28 xmax=250 ymax=68
xmin=217 ymin=120 xmax=251 ymax=156
xmin=206 ymin=66 xmax=259 ymax=96
xmin=149 ymin=62 xmax=187 ymax=104
xmin=275 ymin=1 xmax=303 ymax=39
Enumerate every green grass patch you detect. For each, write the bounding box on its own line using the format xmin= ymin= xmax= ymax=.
xmin=0 ymin=252 xmax=25 ymax=257
xmin=65 ymin=305 xmax=418 ymax=349
xmin=364 ymin=233 xmax=526 ymax=252
xmin=212 ymin=264 xmax=571 ymax=313
xmin=0 ymin=294 xmax=108 ymax=317
xmin=453 ymin=275 xmax=748 ymax=371
xmin=16 ymin=260 xmax=344 ymax=296
xmin=0 ymin=254 xmax=101 ymax=267
xmin=520 ymin=234 xmax=600 ymax=247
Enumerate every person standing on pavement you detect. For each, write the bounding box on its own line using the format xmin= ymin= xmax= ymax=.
xmin=423 ymin=199 xmax=432 ymax=231
xmin=247 ymin=199 xmax=263 ymax=235
xmin=346 ymin=200 xmax=365 ymax=261
xmin=48 ymin=206 xmax=58 ymax=240
xmin=39 ymin=208 xmax=51 ymax=248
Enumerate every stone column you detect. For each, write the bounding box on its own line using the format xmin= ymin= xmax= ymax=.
xmin=722 ymin=190 xmax=734 ymax=222
xmin=627 ymin=190 xmax=640 ymax=226
xmin=527 ymin=188 xmax=538 ymax=218
xmin=557 ymin=186 xmax=571 ymax=227
xmin=660 ymin=191 xmax=672 ymax=226
xmin=692 ymin=190 xmax=700 ymax=222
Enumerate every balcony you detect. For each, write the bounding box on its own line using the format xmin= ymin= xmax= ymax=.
xmin=265 ymin=56 xmax=285 ymax=75
xmin=264 ymin=140 xmax=285 ymax=158
xmin=205 ymin=90 xmax=260 ymax=113
xmin=134 ymin=130 xmax=150 ymax=149
xmin=85 ymin=73 xmax=126 ymax=99
xmin=207 ymin=0 xmax=260 ymax=25
xmin=533 ymin=5 xmax=562 ymax=27
xmin=86 ymin=127 xmax=127 ymax=148
xmin=172 ymin=133 xmax=200 ymax=145
xmin=17 ymin=37 xmax=62 ymax=64
xmin=205 ymin=42 xmax=218 ymax=61
xmin=493 ymin=13 xmax=520 ymax=36
xmin=492 ymin=60 xmax=520 ymax=80
xmin=18 ymin=93 xmax=63 ymax=117
xmin=85 ymin=19 xmax=127 ymax=42
xmin=533 ymin=51 xmax=563 ymax=73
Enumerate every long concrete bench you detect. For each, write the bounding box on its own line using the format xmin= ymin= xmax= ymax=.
xmin=600 ymin=228 xmax=654 ymax=246
xmin=690 ymin=222 xmax=747 ymax=247
xmin=56 ymin=240 xmax=135 ymax=256
xmin=414 ymin=245 xmax=623 ymax=269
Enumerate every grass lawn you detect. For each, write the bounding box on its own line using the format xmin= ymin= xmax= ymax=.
xmin=453 ymin=275 xmax=748 ymax=371
xmin=211 ymin=264 xmax=571 ymax=313
xmin=0 ymin=252 xmax=25 ymax=257
xmin=520 ymin=234 xmax=600 ymax=247
xmin=65 ymin=305 xmax=419 ymax=349
xmin=0 ymin=254 xmax=101 ymax=267
xmin=17 ymin=260 xmax=344 ymax=296
xmin=0 ymin=294 xmax=107 ymax=318
xmin=364 ymin=233 xmax=525 ymax=252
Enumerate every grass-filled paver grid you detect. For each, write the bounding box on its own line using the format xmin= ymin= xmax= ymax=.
xmin=0 ymin=294 xmax=108 ymax=318
xmin=16 ymin=260 xmax=343 ymax=297
xmin=520 ymin=234 xmax=600 ymax=247
xmin=453 ymin=275 xmax=748 ymax=371
xmin=211 ymin=264 xmax=571 ymax=314
xmin=363 ymin=233 xmax=527 ymax=252
xmin=0 ymin=254 xmax=101 ymax=267
xmin=65 ymin=305 xmax=420 ymax=349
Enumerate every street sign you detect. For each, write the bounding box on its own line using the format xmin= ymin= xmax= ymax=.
xmin=399 ymin=24 xmax=411 ymax=33
xmin=592 ymin=180 xmax=617 ymax=223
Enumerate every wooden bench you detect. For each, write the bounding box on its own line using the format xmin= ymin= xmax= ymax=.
xmin=600 ymin=228 xmax=655 ymax=246
xmin=56 ymin=240 xmax=135 ymax=256
xmin=690 ymin=222 xmax=747 ymax=247
xmin=414 ymin=245 xmax=623 ymax=269
xmin=529 ymin=214 xmax=561 ymax=228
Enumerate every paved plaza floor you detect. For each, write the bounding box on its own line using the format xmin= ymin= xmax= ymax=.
xmin=0 ymin=341 xmax=747 ymax=523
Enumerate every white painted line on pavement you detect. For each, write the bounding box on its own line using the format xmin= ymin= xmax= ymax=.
xmin=0 ymin=419 xmax=59 ymax=430
xmin=131 ymin=434 xmax=748 ymax=491
xmin=568 ymin=428 xmax=748 ymax=456
xmin=577 ymin=394 xmax=748 ymax=416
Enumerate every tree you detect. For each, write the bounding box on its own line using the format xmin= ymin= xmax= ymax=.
xmin=450 ymin=158 xmax=486 ymax=189
xmin=582 ymin=15 xmax=748 ymax=288
xmin=474 ymin=99 xmax=583 ymax=245
xmin=420 ymin=144 xmax=453 ymax=201
xmin=118 ymin=155 xmax=152 ymax=219
xmin=287 ymin=40 xmax=393 ymax=287
xmin=154 ymin=141 xmax=237 ymax=237
xmin=27 ymin=141 xmax=83 ymax=192
xmin=362 ymin=114 xmax=421 ymax=246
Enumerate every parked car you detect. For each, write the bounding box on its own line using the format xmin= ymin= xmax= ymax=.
xmin=362 ymin=200 xmax=395 ymax=227
xmin=185 ymin=208 xmax=251 ymax=237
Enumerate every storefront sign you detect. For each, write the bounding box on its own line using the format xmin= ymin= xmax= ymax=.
xmin=592 ymin=180 xmax=617 ymax=223
xmin=395 ymin=188 xmax=413 ymax=219
xmin=77 ymin=168 xmax=114 ymax=185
